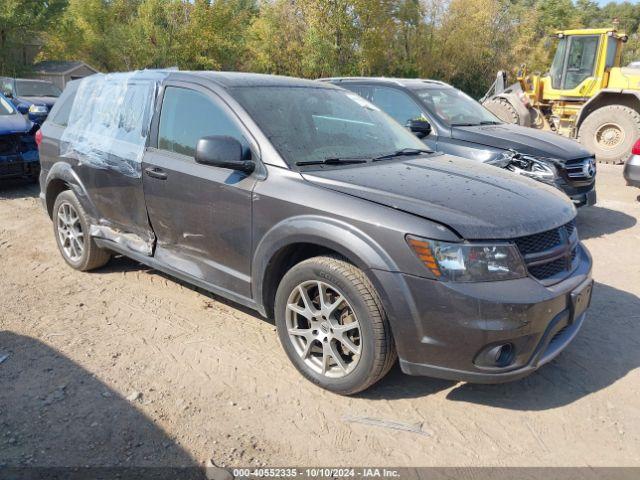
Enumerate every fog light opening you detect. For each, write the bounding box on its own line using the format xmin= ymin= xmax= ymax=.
xmin=475 ymin=343 xmax=515 ymax=369
xmin=493 ymin=343 xmax=514 ymax=367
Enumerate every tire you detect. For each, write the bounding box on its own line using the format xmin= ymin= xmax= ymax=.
xmin=52 ymin=190 xmax=111 ymax=271
xmin=275 ymin=255 xmax=396 ymax=395
xmin=578 ymin=105 xmax=640 ymax=164
xmin=482 ymin=97 xmax=520 ymax=125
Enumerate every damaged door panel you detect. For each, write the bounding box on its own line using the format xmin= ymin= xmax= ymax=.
xmin=58 ymin=72 xmax=169 ymax=254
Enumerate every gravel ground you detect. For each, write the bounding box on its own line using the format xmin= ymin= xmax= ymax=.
xmin=0 ymin=164 xmax=639 ymax=468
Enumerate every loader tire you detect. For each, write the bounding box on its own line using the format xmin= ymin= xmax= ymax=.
xmin=578 ymin=105 xmax=640 ymax=164
xmin=483 ymin=97 xmax=520 ymax=125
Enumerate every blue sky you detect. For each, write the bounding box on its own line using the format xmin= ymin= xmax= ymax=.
xmin=595 ymin=0 xmax=637 ymax=4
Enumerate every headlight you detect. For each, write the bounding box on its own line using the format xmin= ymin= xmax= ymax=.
xmin=28 ymin=104 xmax=48 ymax=114
xmin=407 ymin=236 xmax=527 ymax=282
xmin=507 ymin=155 xmax=556 ymax=180
xmin=489 ymin=151 xmax=557 ymax=181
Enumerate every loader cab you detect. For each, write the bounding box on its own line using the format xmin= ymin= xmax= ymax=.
xmin=542 ymin=29 xmax=627 ymax=100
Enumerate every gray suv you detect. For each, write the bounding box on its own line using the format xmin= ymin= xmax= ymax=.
xmin=323 ymin=78 xmax=597 ymax=207
xmin=38 ymin=71 xmax=593 ymax=394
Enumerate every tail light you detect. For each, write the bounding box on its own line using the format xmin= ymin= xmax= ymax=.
xmin=35 ymin=128 xmax=42 ymax=148
xmin=632 ymin=138 xmax=640 ymax=156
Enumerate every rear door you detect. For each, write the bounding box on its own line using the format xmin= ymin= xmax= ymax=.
xmin=142 ymin=81 xmax=257 ymax=298
xmin=51 ymin=76 xmax=157 ymax=253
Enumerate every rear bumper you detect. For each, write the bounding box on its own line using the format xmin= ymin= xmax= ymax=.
xmin=624 ymin=154 xmax=640 ymax=188
xmin=370 ymin=243 xmax=592 ymax=384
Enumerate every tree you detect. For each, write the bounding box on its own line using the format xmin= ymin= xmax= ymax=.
xmin=0 ymin=0 xmax=67 ymax=75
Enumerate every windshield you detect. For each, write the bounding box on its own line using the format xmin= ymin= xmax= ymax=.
xmin=15 ymin=80 xmax=62 ymax=97
xmin=414 ymin=87 xmax=501 ymax=126
xmin=0 ymin=95 xmax=15 ymax=115
xmin=231 ymin=86 xmax=429 ymax=167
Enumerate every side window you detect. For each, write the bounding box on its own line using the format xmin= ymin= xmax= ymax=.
xmin=158 ymin=87 xmax=248 ymax=158
xmin=370 ymin=87 xmax=425 ymax=126
xmin=50 ymin=91 xmax=76 ymax=126
xmin=341 ymin=84 xmax=374 ymax=102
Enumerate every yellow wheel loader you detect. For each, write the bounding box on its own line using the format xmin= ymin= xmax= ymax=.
xmin=482 ymin=28 xmax=640 ymax=163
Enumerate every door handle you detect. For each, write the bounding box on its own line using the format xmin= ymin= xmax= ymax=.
xmin=144 ymin=167 xmax=168 ymax=180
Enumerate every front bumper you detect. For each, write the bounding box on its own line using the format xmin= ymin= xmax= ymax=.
xmin=0 ymin=152 xmax=40 ymax=179
xmin=553 ymin=178 xmax=596 ymax=207
xmin=371 ymin=243 xmax=592 ymax=383
xmin=624 ymin=154 xmax=640 ymax=188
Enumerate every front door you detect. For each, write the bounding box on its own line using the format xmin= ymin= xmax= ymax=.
xmin=142 ymin=82 xmax=257 ymax=299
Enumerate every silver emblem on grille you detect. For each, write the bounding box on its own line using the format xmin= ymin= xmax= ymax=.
xmin=582 ymin=158 xmax=596 ymax=179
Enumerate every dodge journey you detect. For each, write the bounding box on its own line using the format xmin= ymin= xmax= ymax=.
xmin=38 ymin=71 xmax=593 ymax=394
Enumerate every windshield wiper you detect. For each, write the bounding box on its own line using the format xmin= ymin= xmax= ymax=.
xmin=295 ymin=157 xmax=368 ymax=166
xmin=480 ymin=120 xmax=501 ymax=125
xmin=372 ymin=148 xmax=432 ymax=162
xmin=450 ymin=122 xmax=480 ymax=127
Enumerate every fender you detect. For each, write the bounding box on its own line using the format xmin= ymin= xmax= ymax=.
xmin=44 ymin=161 xmax=100 ymax=221
xmin=252 ymin=215 xmax=400 ymax=310
xmin=576 ymin=89 xmax=640 ymax=128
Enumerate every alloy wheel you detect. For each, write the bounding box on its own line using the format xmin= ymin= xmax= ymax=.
xmin=285 ymin=280 xmax=361 ymax=378
xmin=56 ymin=201 xmax=85 ymax=262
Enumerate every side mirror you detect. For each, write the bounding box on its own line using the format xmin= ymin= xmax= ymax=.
xmin=195 ymin=136 xmax=254 ymax=173
xmin=16 ymin=103 xmax=29 ymax=115
xmin=407 ymin=119 xmax=431 ymax=138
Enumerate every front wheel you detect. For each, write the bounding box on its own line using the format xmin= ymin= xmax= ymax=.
xmin=578 ymin=105 xmax=640 ymax=164
xmin=275 ymin=256 xmax=396 ymax=395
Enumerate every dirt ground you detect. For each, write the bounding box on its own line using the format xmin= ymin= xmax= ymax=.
xmin=1 ymin=164 xmax=639 ymax=468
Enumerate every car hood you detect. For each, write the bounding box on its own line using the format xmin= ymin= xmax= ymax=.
xmin=16 ymin=96 xmax=57 ymax=108
xmin=451 ymin=123 xmax=592 ymax=161
xmin=0 ymin=113 xmax=32 ymax=135
xmin=301 ymin=154 xmax=575 ymax=240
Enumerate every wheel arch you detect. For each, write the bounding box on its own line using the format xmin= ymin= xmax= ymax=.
xmin=44 ymin=162 xmax=97 ymax=220
xmin=253 ymin=216 xmax=399 ymax=319
xmin=576 ymin=90 xmax=640 ymax=130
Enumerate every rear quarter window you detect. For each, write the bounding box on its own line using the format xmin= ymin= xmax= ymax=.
xmin=48 ymin=91 xmax=77 ymax=126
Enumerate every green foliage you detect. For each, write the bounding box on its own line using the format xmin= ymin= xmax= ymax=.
xmin=29 ymin=0 xmax=640 ymax=97
xmin=0 ymin=0 xmax=68 ymax=75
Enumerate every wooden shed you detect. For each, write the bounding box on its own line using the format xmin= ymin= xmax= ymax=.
xmin=32 ymin=61 xmax=99 ymax=90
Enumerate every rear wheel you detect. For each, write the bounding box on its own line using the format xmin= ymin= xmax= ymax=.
xmin=483 ymin=97 xmax=520 ymax=125
xmin=578 ymin=105 xmax=640 ymax=164
xmin=275 ymin=256 xmax=396 ymax=395
xmin=53 ymin=190 xmax=111 ymax=271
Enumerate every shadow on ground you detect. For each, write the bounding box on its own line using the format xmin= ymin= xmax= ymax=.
xmin=0 ymin=179 xmax=39 ymax=200
xmin=577 ymin=205 xmax=636 ymax=240
xmin=0 ymin=331 xmax=200 ymax=469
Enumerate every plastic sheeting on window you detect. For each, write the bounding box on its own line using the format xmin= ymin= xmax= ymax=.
xmin=60 ymin=70 xmax=169 ymax=178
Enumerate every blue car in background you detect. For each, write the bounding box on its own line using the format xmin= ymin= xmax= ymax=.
xmin=0 ymin=92 xmax=39 ymax=181
xmin=0 ymin=77 xmax=61 ymax=125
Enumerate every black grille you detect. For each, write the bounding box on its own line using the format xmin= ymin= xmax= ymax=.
xmin=0 ymin=134 xmax=21 ymax=155
xmin=513 ymin=221 xmax=578 ymax=282
xmin=528 ymin=257 xmax=566 ymax=279
xmin=564 ymin=157 xmax=595 ymax=181
xmin=514 ymin=228 xmax=561 ymax=255
xmin=0 ymin=161 xmax=25 ymax=176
